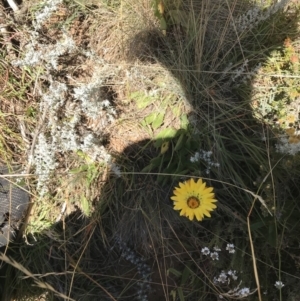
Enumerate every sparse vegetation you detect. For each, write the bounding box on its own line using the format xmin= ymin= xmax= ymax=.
xmin=0 ymin=0 xmax=300 ymax=300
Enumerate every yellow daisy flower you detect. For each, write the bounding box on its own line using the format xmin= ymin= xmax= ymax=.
xmin=171 ymin=178 xmax=217 ymax=221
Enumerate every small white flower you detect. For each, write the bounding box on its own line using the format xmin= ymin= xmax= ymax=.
xmin=238 ymin=287 xmax=250 ymax=297
xmin=190 ymin=152 xmax=200 ymax=163
xmin=217 ymin=272 xmax=227 ymax=284
xmin=274 ymin=281 xmax=284 ymax=289
xmin=210 ymin=252 xmax=219 ymax=261
xmin=110 ymin=163 xmax=121 ymax=177
xmin=227 ymin=270 xmax=238 ymax=280
xmin=190 ymin=150 xmax=219 ymax=174
xmin=213 ymin=246 xmax=221 ymax=252
xmin=201 ymin=247 xmax=210 ymax=255
xmin=226 ymin=243 xmax=235 ymax=254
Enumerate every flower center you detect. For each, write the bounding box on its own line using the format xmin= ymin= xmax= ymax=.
xmin=187 ymin=196 xmax=200 ymax=209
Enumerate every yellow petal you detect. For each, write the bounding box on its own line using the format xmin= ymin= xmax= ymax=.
xmin=196 ymin=178 xmax=203 ymax=186
xmin=180 ymin=211 xmax=186 ymax=217
xmin=195 ymin=211 xmax=204 ymax=221
xmin=179 ymin=182 xmax=185 ymax=188
xmin=191 ymin=178 xmax=198 ymax=190
xmin=187 ymin=211 xmax=194 ymax=221
xmin=203 ymin=187 xmax=214 ymax=194
xmin=173 ymin=202 xmax=183 ymax=209
xmin=204 ymin=193 xmax=214 ymax=200
xmin=201 ymin=204 xmax=216 ymax=210
xmin=203 ymin=210 xmax=211 ymax=217
xmin=173 ymin=190 xmax=183 ymax=196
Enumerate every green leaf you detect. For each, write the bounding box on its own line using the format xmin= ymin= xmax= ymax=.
xmin=172 ymin=106 xmax=181 ymax=117
xmin=130 ymin=91 xmax=154 ymax=109
xmin=250 ymin=220 xmax=267 ymax=231
xmin=160 ymin=17 xmax=167 ymax=31
xmin=144 ymin=112 xmax=158 ymax=125
xmin=86 ymin=165 xmax=98 ymax=186
xmin=154 ymin=128 xmax=177 ymax=147
xmin=141 ymin=164 xmax=154 ymax=173
xmin=129 ymin=91 xmax=143 ymax=99
xmin=180 ymin=114 xmax=189 ymax=130
xmin=170 ymin=290 xmax=177 ymax=301
xmin=181 ymin=264 xmax=192 ymax=286
xmin=168 ymin=268 xmax=182 ymax=277
xmin=140 ymin=119 xmax=147 ymax=127
xmin=80 ymin=196 xmax=90 ymax=216
xmin=152 ymin=112 xmax=165 ymax=129
xmin=185 ymin=136 xmax=192 ymax=149
xmin=150 ymin=156 xmax=165 ymax=168
xmin=137 ymin=96 xmax=153 ymax=109
xmin=26 ymin=106 xmax=37 ymax=117
xmin=177 ymin=288 xmax=185 ymax=301
xmin=174 ymin=133 xmax=186 ymax=151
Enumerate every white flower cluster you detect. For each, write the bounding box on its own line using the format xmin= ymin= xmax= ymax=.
xmin=30 ymin=133 xmax=58 ymax=196
xmin=201 ymin=246 xmax=221 ymax=260
xmin=38 ymin=77 xmax=113 ymax=156
xmin=201 ymin=243 xmax=235 ymax=260
xmin=32 ymin=126 xmax=112 ymax=195
xmin=115 ymin=237 xmax=151 ymax=301
xmin=40 ymin=81 xmax=68 ymax=111
xmin=73 ymin=81 xmax=116 ymax=121
xmin=13 ymin=32 xmax=76 ymax=69
xmin=233 ymin=0 xmax=290 ymax=33
xmin=33 ymin=0 xmax=63 ymax=30
xmin=242 ymin=63 xmax=262 ymax=84
xmin=201 ymin=244 xmax=255 ymax=298
xmin=15 ymin=0 xmax=121 ymax=197
xmin=224 ymin=60 xmax=262 ymax=86
xmin=276 ymin=136 xmax=300 ymax=155
xmin=220 ymin=282 xmax=253 ymax=299
xmin=237 ymin=287 xmax=250 ymax=297
xmin=227 ymin=270 xmax=238 ymax=281
xmin=226 ymin=243 xmax=236 ymax=254
xmin=190 ymin=150 xmax=220 ymax=174
xmin=214 ymin=270 xmax=238 ymax=284
xmin=231 ymin=59 xmax=249 ymax=83
xmin=30 ymin=78 xmax=116 ymax=195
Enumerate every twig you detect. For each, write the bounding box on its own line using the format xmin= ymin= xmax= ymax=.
xmin=7 ymin=0 xmax=19 ymax=12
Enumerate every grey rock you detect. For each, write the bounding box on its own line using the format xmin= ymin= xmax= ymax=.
xmin=0 ymin=166 xmax=29 ymax=247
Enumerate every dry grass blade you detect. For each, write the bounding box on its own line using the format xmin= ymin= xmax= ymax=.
xmin=0 ymin=253 xmax=76 ymax=301
xmin=67 ymin=223 xmax=118 ymax=301
xmin=247 ymin=200 xmax=262 ymax=301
